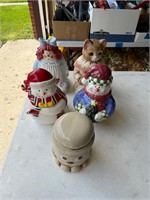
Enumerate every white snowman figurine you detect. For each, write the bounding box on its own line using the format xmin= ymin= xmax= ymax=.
xmin=33 ymin=37 xmax=70 ymax=93
xmin=73 ymin=64 xmax=116 ymax=122
xmin=52 ymin=112 xmax=95 ymax=172
xmin=21 ymin=68 xmax=67 ymax=124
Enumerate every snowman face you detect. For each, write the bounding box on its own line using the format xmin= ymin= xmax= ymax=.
xmin=31 ymin=79 xmax=57 ymax=98
xmin=53 ymin=133 xmax=94 ymax=167
xmin=43 ymin=50 xmax=55 ymax=61
xmin=86 ymin=81 xmax=111 ymax=96
xmin=59 ymin=152 xmax=90 ymax=167
xmin=54 ymin=147 xmax=91 ymax=167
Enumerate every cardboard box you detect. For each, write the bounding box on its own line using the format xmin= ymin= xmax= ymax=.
xmin=89 ymin=3 xmax=141 ymax=42
xmin=52 ymin=21 xmax=90 ymax=41
xmin=134 ymin=32 xmax=150 ymax=43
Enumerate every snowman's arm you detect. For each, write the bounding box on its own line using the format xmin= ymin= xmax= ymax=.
xmin=105 ymin=96 xmax=116 ymax=116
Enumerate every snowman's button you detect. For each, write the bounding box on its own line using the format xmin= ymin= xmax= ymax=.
xmin=53 ymin=112 xmax=94 ymax=149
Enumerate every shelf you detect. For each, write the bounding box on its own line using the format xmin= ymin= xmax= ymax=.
xmin=56 ymin=41 xmax=149 ymax=48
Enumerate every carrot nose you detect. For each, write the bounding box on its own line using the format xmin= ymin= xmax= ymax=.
xmin=95 ymin=88 xmax=100 ymax=92
xmin=41 ymin=92 xmax=46 ymax=96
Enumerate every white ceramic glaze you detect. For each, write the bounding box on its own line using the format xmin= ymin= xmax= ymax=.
xmin=29 ymin=99 xmax=67 ymax=125
xmin=22 ymin=68 xmax=67 ymax=125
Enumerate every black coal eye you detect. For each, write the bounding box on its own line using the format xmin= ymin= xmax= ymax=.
xmin=38 ymin=89 xmax=40 ymax=92
xmin=98 ymin=51 xmax=102 ymax=56
xmin=89 ymin=52 xmax=93 ymax=56
xmin=62 ymin=157 xmax=67 ymax=160
xmin=45 ymin=89 xmax=48 ymax=91
xmin=78 ymin=156 xmax=82 ymax=160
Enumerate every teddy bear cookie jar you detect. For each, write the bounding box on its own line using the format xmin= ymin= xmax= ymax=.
xmin=21 ymin=68 xmax=67 ymax=125
xmin=52 ymin=112 xmax=95 ymax=172
xmin=73 ymin=64 xmax=116 ymax=123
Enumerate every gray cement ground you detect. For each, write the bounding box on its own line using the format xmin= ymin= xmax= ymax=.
xmin=0 ymin=39 xmax=39 ymax=168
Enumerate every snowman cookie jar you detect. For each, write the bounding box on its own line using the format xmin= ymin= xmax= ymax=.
xmin=52 ymin=112 xmax=95 ymax=172
xmin=21 ymin=68 xmax=67 ymax=124
xmin=33 ymin=37 xmax=70 ymax=93
xmin=73 ymin=64 xmax=116 ymax=122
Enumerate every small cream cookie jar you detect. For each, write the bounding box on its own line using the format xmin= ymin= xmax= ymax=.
xmin=52 ymin=112 xmax=95 ymax=172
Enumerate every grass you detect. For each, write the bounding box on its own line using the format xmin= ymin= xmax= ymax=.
xmin=0 ymin=5 xmax=34 ymax=44
xmin=0 ymin=0 xmax=27 ymax=2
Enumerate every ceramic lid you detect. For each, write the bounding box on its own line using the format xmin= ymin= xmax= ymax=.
xmin=53 ymin=112 xmax=94 ymax=149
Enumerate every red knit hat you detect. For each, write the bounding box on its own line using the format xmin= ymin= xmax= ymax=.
xmin=85 ymin=64 xmax=112 ymax=80
xmin=21 ymin=68 xmax=54 ymax=92
xmin=83 ymin=64 xmax=112 ymax=86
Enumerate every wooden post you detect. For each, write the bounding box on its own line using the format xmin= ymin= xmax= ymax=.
xmin=28 ymin=0 xmax=43 ymax=39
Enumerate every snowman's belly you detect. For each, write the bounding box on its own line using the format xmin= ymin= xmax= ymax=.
xmin=40 ymin=100 xmax=66 ymax=114
xmin=30 ymin=100 xmax=67 ymax=125
xmin=73 ymin=89 xmax=91 ymax=108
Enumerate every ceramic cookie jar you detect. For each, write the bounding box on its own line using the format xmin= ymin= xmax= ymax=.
xmin=21 ymin=68 xmax=67 ymax=125
xmin=73 ymin=63 xmax=116 ymax=122
xmin=52 ymin=112 xmax=95 ymax=172
xmin=33 ymin=37 xmax=70 ymax=93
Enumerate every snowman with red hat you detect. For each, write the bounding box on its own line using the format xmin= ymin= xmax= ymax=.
xmin=21 ymin=68 xmax=67 ymax=124
xmin=73 ymin=64 xmax=116 ymax=122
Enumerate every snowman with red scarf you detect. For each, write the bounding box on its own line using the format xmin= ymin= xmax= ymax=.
xmin=73 ymin=64 xmax=116 ymax=122
xmin=21 ymin=68 xmax=67 ymax=124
